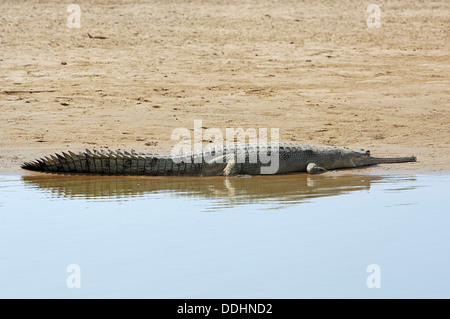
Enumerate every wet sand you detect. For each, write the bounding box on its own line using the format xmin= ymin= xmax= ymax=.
xmin=1 ymin=0 xmax=449 ymax=174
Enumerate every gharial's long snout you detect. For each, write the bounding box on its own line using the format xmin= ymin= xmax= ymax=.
xmin=366 ymin=156 xmax=417 ymax=165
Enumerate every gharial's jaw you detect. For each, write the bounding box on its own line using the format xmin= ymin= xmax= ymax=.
xmin=365 ymin=156 xmax=417 ymax=165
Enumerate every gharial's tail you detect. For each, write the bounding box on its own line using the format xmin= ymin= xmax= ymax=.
xmin=21 ymin=149 xmax=169 ymax=175
xmin=366 ymin=156 xmax=417 ymax=165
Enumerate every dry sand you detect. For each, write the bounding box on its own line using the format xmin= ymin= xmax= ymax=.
xmin=1 ymin=0 xmax=449 ymax=174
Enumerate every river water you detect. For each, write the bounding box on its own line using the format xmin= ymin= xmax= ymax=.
xmin=0 ymin=173 xmax=448 ymax=298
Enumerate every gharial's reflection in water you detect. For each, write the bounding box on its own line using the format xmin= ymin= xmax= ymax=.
xmin=21 ymin=173 xmax=414 ymax=210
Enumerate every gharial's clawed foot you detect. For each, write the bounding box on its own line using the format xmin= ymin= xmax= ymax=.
xmin=223 ymin=154 xmax=239 ymax=177
xmin=306 ymin=163 xmax=328 ymax=174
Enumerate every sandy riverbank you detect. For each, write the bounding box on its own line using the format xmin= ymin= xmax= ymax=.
xmin=1 ymin=0 xmax=449 ymax=174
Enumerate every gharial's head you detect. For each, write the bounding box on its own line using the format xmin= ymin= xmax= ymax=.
xmin=331 ymin=147 xmax=416 ymax=168
xmin=328 ymin=147 xmax=372 ymax=168
xmin=349 ymin=148 xmax=372 ymax=166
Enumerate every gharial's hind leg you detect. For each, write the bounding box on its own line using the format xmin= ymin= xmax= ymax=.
xmin=205 ymin=154 xmax=239 ymax=176
xmin=306 ymin=163 xmax=327 ymax=174
xmin=223 ymin=154 xmax=239 ymax=177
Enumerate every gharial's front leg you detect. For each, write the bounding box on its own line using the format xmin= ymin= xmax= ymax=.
xmin=306 ymin=163 xmax=328 ymax=174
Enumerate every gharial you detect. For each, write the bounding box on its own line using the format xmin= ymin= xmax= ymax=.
xmin=21 ymin=143 xmax=417 ymax=176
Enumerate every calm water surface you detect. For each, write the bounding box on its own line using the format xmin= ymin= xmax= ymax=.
xmin=0 ymin=173 xmax=449 ymax=298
